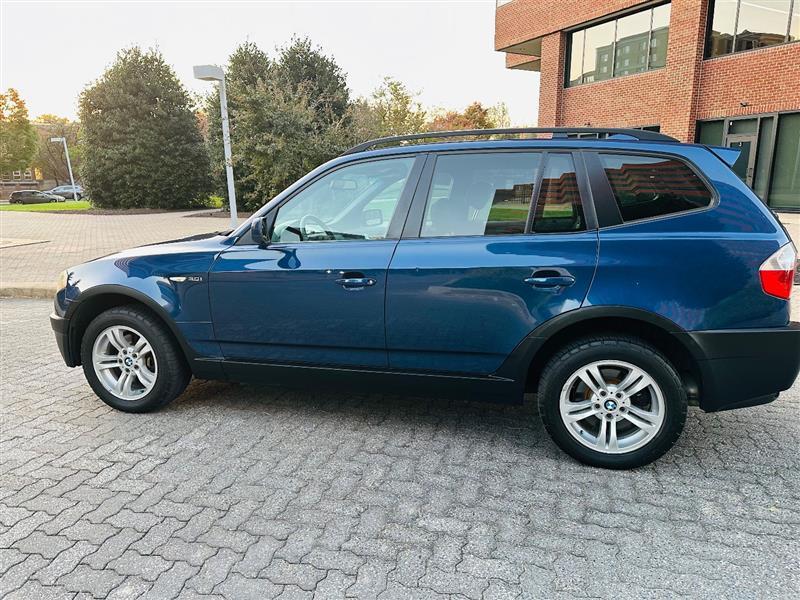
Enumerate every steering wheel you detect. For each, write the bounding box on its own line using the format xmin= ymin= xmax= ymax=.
xmin=299 ymin=214 xmax=335 ymax=241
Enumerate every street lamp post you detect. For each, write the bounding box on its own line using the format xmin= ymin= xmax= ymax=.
xmin=50 ymin=137 xmax=76 ymax=200
xmin=194 ymin=64 xmax=238 ymax=229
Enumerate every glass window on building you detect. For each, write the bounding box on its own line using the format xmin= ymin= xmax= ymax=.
xmin=696 ymin=113 xmax=800 ymax=211
xmin=707 ymin=0 xmax=797 ymax=57
xmin=769 ymin=113 xmax=800 ymax=210
xmin=566 ymin=3 xmax=671 ymax=86
xmin=614 ymin=10 xmax=651 ymax=76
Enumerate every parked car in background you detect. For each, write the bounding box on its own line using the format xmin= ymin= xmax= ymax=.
xmin=50 ymin=128 xmax=799 ymax=469
xmin=9 ymin=190 xmax=66 ymax=204
xmin=45 ymin=184 xmax=84 ymax=200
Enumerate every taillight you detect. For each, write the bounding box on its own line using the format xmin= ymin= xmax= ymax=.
xmin=759 ymin=243 xmax=797 ymax=300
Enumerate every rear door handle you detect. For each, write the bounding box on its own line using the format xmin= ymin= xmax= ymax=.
xmin=524 ymin=269 xmax=576 ymax=288
xmin=335 ymin=277 xmax=376 ymax=289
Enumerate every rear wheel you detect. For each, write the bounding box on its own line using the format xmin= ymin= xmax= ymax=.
xmin=80 ymin=305 xmax=191 ymax=412
xmin=538 ymin=336 xmax=687 ymax=469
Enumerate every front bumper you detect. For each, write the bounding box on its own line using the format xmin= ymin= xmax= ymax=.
xmin=689 ymin=322 xmax=800 ymax=412
xmin=50 ymin=313 xmax=77 ymax=367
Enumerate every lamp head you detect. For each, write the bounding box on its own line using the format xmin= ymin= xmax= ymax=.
xmin=193 ymin=65 xmax=224 ymax=81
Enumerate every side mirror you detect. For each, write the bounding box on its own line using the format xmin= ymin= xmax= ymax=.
xmin=250 ymin=213 xmax=276 ymax=246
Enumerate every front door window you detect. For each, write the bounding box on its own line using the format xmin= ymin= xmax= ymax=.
xmin=272 ymin=157 xmax=415 ymax=243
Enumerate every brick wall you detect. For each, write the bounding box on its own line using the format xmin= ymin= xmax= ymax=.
xmin=496 ymin=0 xmax=649 ymax=50
xmin=498 ymin=0 xmax=800 ymax=142
xmin=696 ymin=44 xmax=800 ymax=120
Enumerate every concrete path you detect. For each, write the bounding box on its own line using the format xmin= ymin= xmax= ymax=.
xmin=0 ymin=211 xmax=225 ymax=296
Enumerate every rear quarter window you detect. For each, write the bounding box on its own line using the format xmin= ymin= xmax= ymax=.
xmin=599 ymin=154 xmax=712 ymax=222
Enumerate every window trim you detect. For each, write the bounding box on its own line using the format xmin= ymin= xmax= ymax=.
xmin=588 ymin=149 xmax=719 ymax=229
xmin=704 ymin=0 xmax=799 ymax=59
xmin=564 ymin=1 xmax=671 ymax=88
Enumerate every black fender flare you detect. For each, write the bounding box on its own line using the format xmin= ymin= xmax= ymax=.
xmin=65 ymin=284 xmax=197 ymax=364
xmin=494 ymin=305 xmax=707 ymax=383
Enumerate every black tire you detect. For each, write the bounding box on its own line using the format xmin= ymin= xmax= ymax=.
xmin=80 ymin=305 xmax=191 ymax=412
xmin=538 ymin=335 xmax=687 ymax=469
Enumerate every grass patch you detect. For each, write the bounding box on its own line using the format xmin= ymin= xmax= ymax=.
xmin=0 ymin=200 xmax=92 ymax=212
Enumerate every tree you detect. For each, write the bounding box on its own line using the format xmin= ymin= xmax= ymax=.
xmin=273 ymin=37 xmax=350 ymax=125
xmin=33 ymin=115 xmax=81 ymax=185
xmin=369 ymin=77 xmax=427 ymax=137
xmin=0 ymin=88 xmax=37 ymax=175
xmin=428 ymin=101 xmax=510 ymax=131
xmin=205 ymin=39 xmax=353 ymax=212
xmin=79 ymin=47 xmax=210 ymax=208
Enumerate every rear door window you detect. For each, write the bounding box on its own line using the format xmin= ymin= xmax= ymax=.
xmin=599 ymin=154 xmax=712 ymax=222
xmin=420 ymin=152 xmax=540 ymax=237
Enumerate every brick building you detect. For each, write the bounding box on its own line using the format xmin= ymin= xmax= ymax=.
xmin=495 ymin=0 xmax=800 ymax=211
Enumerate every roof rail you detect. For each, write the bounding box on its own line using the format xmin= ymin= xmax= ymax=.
xmin=342 ymin=127 xmax=678 ymax=155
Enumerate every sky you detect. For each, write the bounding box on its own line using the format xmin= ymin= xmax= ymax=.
xmin=0 ymin=1 xmax=540 ymax=125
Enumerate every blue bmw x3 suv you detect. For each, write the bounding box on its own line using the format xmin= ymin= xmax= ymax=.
xmin=51 ymin=128 xmax=800 ymax=469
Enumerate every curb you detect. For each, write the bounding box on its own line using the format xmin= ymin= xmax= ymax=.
xmin=0 ymin=285 xmax=56 ymax=300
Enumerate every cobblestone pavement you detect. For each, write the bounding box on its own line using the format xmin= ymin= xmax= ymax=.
xmin=0 ymin=211 xmax=224 ymax=290
xmin=1 ymin=298 xmax=799 ymax=599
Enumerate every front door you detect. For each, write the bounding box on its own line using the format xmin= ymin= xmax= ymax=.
xmin=209 ymin=155 xmax=422 ymax=368
xmin=386 ymin=151 xmax=598 ymax=375
xmin=727 ymin=134 xmax=757 ymax=187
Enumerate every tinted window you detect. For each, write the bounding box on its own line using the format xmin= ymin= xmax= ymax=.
xmin=272 ymin=157 xmax=414 ymax=242
xmin=533 ymin=154 xmax=586 ymax=233
xmin=599 ymin=154 xmax=712 ymax=222
xmin=708 ymin=0 xmax=795 ymax=56
xmin=421 ymin=153 xmax=540 ymax=237
xmin=567 ymin=3 xmax=671 ymax=86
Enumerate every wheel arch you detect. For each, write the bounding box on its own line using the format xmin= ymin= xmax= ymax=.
xmin=498 ymin=306 xmax=706 ymax=401
xmin=66 ymin=285 xmax=194 ymax=367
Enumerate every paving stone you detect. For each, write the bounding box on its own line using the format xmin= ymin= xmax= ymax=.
xmin=215 ymin=573 xmax=283 ymax=599
xmin=0 ymin=555 xmax=48 ymax=597
xmin=13 ymin=531 xmax=73 ymax=559
xmin=261 ymin=558 xmax=326 ymax=590
xmin=60 ymin=564 xmax=125 ymax=597
xmin=108 ymin=549 xmax=172 ymax=581
xmin=144 ymin=561 xmax=198 ymax=599
xmin=186 ymin=548 xmax=240 ymax=594
xmin=34 ymin=540 xmax=97 ymax=585
xmin=3 ymin=297 xmax=800 ymax=599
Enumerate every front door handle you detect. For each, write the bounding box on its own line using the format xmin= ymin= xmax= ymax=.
xmin=524 ymin=269 xmax=576 ymax=289
xmin=335 ymin=277 xmax=376 ymax=289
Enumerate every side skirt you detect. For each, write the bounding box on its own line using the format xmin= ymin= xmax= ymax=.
xmin=191 ymin=358 xmax=524 ymax=404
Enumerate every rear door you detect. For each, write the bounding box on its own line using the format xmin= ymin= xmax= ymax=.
xmin=385 ymin=150 xmax=599 ymax=375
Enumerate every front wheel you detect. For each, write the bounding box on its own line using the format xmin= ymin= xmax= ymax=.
xmin=538 ymin=336 xmax=687 ymax=469
xmin=80 ymin=305 xmax=191 ymax=412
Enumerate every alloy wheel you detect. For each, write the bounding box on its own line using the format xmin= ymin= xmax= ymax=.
xmin=559 ymin=360 xmax=666 ymax=454
xmin=92 ymin=325 xmax=158 ymax=400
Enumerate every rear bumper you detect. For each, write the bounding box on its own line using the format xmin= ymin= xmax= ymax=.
xmin=50 ymin=313 xmax=77 ymax=367
xmin=689 ymin=322 xmax=800 ymax=412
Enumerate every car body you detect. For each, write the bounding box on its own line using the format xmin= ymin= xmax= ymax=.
xmin=46 ymin=184 xmax=84 ymax=200
xmin=50 ymin=128 xmax=800 ymax=468
xmin=10 ymin=190 xmax=66 ymax=204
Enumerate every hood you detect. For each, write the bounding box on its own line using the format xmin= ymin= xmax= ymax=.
xmin=89 ymin=232 xmax=232 ymax=263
